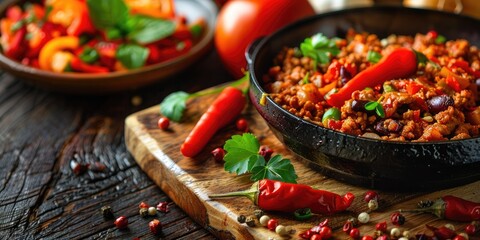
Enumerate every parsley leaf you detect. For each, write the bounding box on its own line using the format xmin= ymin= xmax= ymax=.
xmin=251 ymin=155 xmax=297 ymax=183
xmin=300 ymin=33 xmax=340 ymax=71
xmin=223 ymin=133 xmax=298 ymax=183
xmin=160 ymin=91 xmax=190 ymax=122
xmin=224 ymin=133 xmax=260 ymax=175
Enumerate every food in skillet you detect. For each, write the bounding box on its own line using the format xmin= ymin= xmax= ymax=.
xmin=263 ymin=29 xmax=480 ymax=141
xmin=0 ymin=0 xmax=205 ymax=73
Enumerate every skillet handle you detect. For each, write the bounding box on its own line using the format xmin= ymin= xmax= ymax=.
xmin=245 ymin=37 xmax=265 ymax=66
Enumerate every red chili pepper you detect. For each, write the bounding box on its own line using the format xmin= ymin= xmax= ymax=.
xmin=67 ymin=8 xmax=95 ymax=36
xmin=327 ymin=48 xmax=418 ymax=107
xmin=406 ymin=81 xmax=424 ymax=95
xmin=426 ymin=225 xmax=456 ymax=240
xmin=70 ymin=57 xmax=110 ymax=73
xmin=209 ymin=179 xmax=355 ymax=215
xmin=181 ymin=86 xmax=246 ymax=157
xmin=401 ymin=195 xmax=480 ymax=222
xmin=445 ymin=76 xmax=461 ymax=92
xmin=5 ymin=27 xmax=27 ymax=60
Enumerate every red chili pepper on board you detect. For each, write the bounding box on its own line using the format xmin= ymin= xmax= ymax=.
xmin=181 ymin=86 xmax=246 ymax=157
xmin=327 ymin=47 xmax=418 ymax=107
xmin=209 ymin=179 xmax=355 ymax=215
xmin=400 ymin=195 xmax=480 ymax=222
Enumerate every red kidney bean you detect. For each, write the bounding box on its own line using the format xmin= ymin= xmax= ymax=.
xmin=427 ymin=95 xmax=454 ymax=113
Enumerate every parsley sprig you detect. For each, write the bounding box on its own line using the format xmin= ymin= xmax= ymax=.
xmin=365 ymin=100 xmax=385 ymax=118
xmin=223 ymin=133 xmax=297 ymax=183
xmin=300 ymin=33 xmax=340 ymax=71
xmin=160 ymin=73 xmax=249 ymax=122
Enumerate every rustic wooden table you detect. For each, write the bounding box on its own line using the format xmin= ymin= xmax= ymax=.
xmin=0 ymin=49 xmax=230 ymax=239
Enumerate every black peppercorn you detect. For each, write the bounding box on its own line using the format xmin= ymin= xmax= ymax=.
xmin=237 ymin=215 xmax=246 ymax=223
xmin=139 ymin=208 xmax=149 ymax=218
xmin=254 ymin=209 xmax=264 ymax=220
xmin=100 ymin=206 xmax=114 ymax=219
xmin=246 ymin=216 xmax=256 ymax=227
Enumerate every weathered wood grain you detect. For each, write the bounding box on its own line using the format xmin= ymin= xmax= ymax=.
xmin=0 ymin=50 xmax=231 ymax=239
xmin=126 ymin=88 xmax=480 ymax=240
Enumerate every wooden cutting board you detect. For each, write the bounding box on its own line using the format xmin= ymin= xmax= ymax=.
xmin=125 ymin=89 xmax=480 ymax=240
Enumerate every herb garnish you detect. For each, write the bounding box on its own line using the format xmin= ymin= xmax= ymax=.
xmin=224 ymin=133 xmax=297 ymax=183
xmin=116 ymin=44 xmax=149 ymax=69
xmin=435 ymin=35 xmax=446 ymax=44
xmin=300 ymin=33 xmax=340 ymax=71
xmin=365 ymin=101 xmax=385 ymax=118
xmin=160 ymin=74 xmax=249 ymax=122
xmin=366 ymin=50 xmax=382 ymax=63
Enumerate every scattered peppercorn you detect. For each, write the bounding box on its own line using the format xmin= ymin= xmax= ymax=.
xmin=362 ymin=236 xmax=374 ymax=240
xmin=391 ymin=227 xmax=401 ymax=238
xmin=454 ymin=235 xmax=468 ymax=240
xmin=258 ymin=145 xmax=273 ymax=161
xmin=364 ymin=190 xmax=378 ymax=203
xmin=70 ymin=160 xmax=89 ymax=175
xmin=148 ymin=206 xmax=157 ymax=215
xmin=276 ymin=225 xmax=288 ymax=236
xmin=139 ymin=208 xmax=149 ymax=218
xmin=259 ymin=215 xmax=270 ymax=226
xmin=403 ymin=230 xmax=412 ymax=239
xmin=211 ymin=147 xmax=226 ymax=163
xmin=375 ymin=221 xmax=387 ymax=232
xmin=445 ymin=223 xmax=456 ymax=231
xmin=139 ymin=202 xmax=150 ymax=209
xmin=343 ymin=220 xmax=353 ymax=234
xmin=319 ymin=226 xmax=332 ymax=239
xmin=100 ymin=205 xmax=114 ymax=219
xmin=254 ymin=209 xmax=264 ymax=220
xmin=391 ymin=212 xmax=406 ymax=226
xmin=236 ymin=118 xmax=248 ymax=132
xmin=89 ymin=161 xmax=107 ymax=172
xmin=237 ymin=215 xmax=246 ymax=223
xmin=465 ymin=223 xmax=477 ymax=235
xmin=349 ymin=228 xmax=360 ymax=239
xmin=267 ymin=218 xmax=278 ymax=231
xmin=368 ymin=199 xmax=379 ymax=211
xmin=156 ymin=201 xmax=169 ymax=213
xmin=158 ymin=117 xmax=170 ymax=130
xmin=149 ymin=219 xmax=162 ymax=235
xmin=358 ymin=212 xmax=370 ymax=224
xmin=246 ymin=216 xmax=256 ymax=227
xmin=114 ymin=216 xmax=128 ymax=229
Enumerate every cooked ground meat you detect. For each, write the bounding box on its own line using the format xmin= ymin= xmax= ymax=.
xmin=264 ymin=29 xmax=480 ymax=141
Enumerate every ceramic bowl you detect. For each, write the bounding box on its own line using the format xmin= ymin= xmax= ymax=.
xmin=247 ymin=6 xmax=480 ymax=191
xmin=0 ymin=0 xmax=217 ymax=94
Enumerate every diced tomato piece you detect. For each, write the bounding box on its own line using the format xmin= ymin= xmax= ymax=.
xmin=328 ymin=119 xmax=343 ymax=130
xmin=445 ymin=76 xmax=461 ymax=92
xmin=406 ymin=81 xmax=424 ymax=95
xmin=6 ymin=6 xmax=23 ymax=21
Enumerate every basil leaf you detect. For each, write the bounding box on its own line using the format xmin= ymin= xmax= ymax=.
xmin=79 ymin=47 xmax=99 ymax=64
xmin=160 ymin=91 xmax=190 ymax=122
xmin=375 ymin=104 xmax=386 ymax=118
xmin=127 ymin=15 xmax=176 ymax=44
xmin=116 ymin=44 xmax=149 ymax=69
xmin=87 ymin=0 xmax=129 ymax=30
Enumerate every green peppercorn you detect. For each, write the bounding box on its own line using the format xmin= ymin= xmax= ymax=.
xmin=100 ymin=206 xmax=114 ymax=219
xmin=237 ymin=215 xmax=246 ymax=223
xmin=246 ymin=216 xmax=256 ymax=227
xmin=139 ymin=208 xmax=149 ymax=218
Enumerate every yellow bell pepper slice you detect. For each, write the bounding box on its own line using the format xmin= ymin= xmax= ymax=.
xmin=39 ymin=36 xmax=79 ymax=71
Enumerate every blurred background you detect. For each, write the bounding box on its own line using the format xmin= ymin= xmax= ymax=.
xmin=308 ymin=0 xmax=480 ymax=19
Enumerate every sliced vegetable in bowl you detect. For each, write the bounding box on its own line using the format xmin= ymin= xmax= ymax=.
xmin=0 ymin=0 xmax=216 ymax=93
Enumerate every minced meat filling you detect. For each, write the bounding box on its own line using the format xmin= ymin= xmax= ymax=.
xmin=263 ymin=29 xmax=480 ymax=141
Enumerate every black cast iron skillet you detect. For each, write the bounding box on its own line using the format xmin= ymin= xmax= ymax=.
xmin=247 ymin=6 xmax=480 ymax=191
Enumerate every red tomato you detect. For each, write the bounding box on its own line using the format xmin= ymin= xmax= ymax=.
xmin=215 ymin=0 xmax=315 ymax=78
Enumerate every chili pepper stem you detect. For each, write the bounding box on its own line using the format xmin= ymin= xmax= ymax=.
xmin=208 ymin=182 xmax=259 ymax=204
xmin=189 ymin=72 xmax=250 ymax=99
xmin=399 ymin=198 xmax=446 ymax=219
